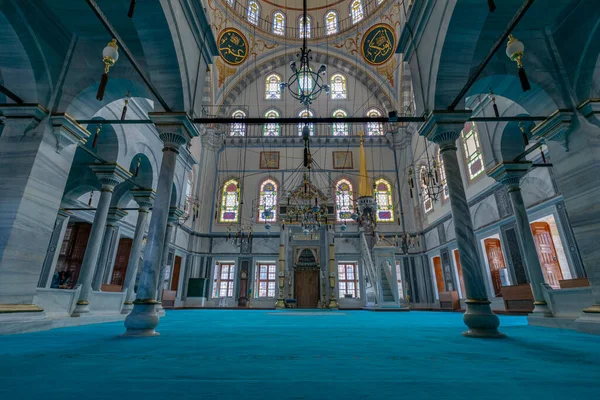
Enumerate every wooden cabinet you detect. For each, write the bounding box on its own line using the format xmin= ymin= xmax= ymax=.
xmin=502 ymin=284 xmax=534 ymax=313
xmin=439 ymin=291 xmax=460 ymax=310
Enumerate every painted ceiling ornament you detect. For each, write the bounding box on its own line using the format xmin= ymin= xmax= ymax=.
xmin=361 ymin=24 xmax=396 ymax=66
xmin=216 ymin=58 xmax=236 ymax=88
xmin=218 ymin=28 xmax=248 ymax=66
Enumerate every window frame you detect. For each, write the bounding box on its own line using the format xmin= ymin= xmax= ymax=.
xmin=298 ymin=15 xmax=312 ymax=38
xmin=461 ymin=121 xmax=485 ymax=182
xmin=258 ymin=178 xmax=278 ymax=222
xmin=373 ymin=178 xmax=394 ymax=222
xmin=338 ymin=262 xmax=360 ymax=299
xmin=335 ymin=178 xmax=354 ymax=222
xmin=230 ymin=109 xmax=246 ymax=137
xmin=219 ymin=178 xmax=241 ymax=223
xmin=272 ymin=11 xmax=286 ymax=36
xmin=263 ymin=108 xmax=281 ymax=136
xmin=331 ymin=108 xmax=349 ymax=136
xmin=265 ymin=73 xmax=282 ymax=100
xmin=324 ymin=10 xmax=339 ymax=35
xmin=297 ymin=108 xmax=315 ymax=136
xmin=365 ymin=108 xmax=384 ymax=136
xmin=350 ymin=0 xmax=364 ymax=24
xmin=330 ymin=73 xmax=347 ymax=100
xmin=420 ymin=165 xmax=433 ymax=213
xmin=247 ymin=0 xmax=260 ymax=25
xmin=212 ymin=262 xmax=236 ymax=298
xmin=255 ymin=262 xmax=277 ymax=298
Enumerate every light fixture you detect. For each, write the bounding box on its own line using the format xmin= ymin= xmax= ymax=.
xmin=280 ymin=0 xmax=329 ymax=106
xmin=489 ymin=89 xmax=500 ymax=118
xmin=96 ymin=39 xmax=119 ymax=101
xmin=121 ymin=91 xmax=131 ymax=120
xmin=506 ymin=34 xmax=531 ymax=92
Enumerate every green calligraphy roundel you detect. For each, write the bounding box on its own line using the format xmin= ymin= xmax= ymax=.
xmin=361 ymin=24 xmax=396 ymax=66
xmin=218 ymin=28 xmax=248 ymax=66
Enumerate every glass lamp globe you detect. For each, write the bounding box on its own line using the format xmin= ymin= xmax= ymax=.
xmin=506 ymin=34 xmax=524 ymax=61
xmin=102 ymin=39 xmax=119 ymax=66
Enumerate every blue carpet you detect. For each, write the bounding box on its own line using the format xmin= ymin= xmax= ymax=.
xmin=0 ymin=310 xmax=598 ymax=399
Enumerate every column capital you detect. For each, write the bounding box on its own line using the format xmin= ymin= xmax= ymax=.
xmin=418 ymin=110 xmax=472 ymax=149
xmin=0 ymin=104 xmax=48 ymax=134
xmin=385 ymin=127 xmax=413 ymax=150
xmin=530 ymin=110 xmax=573 ymax=152
xmin=107 ymin=208 xmax=128 ymax=226
xmin=487 ymin=161 xmax=532 ymax=190
xmin=149 ymin=112 xmax=200 ymax=149
xmin=89 ymin=163 xmax=132 ymax=191
xmin=50 ymin=113 xmax=91 ymax=153
xmin=131 ymin=189 xmax=156 ymax=210
xmin=168 ymin=207 xmax=185 ymax=224
xmin=578 ymin=98 xmax=600 ymax=127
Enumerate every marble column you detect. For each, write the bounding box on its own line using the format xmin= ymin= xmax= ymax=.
xmin=102 ymin=228 xmax=121 ymax=284
xmin=124 ymin=113 xmax=198 ymax=336
xmin=155 ymin=207 xmax=184 ymax=314
xmin=92 ymin=208 xmax=128 ymax=291
xmin=530 ymin=111 xmax=600 ymax=333
xmin=39 ymin=209 xmax=72 ymax=288
xmin=72 ymin=165 xmax=131 ymax=316
xmin=275 ymin=229 xmax=286 ymax=308
xmin=419 ymin=111 xmax=503 ymax=338
xmin=193 ymin=128 xmax=221 ymax=233
xmin=0 ymin=108 xmax=89 ymax=311
xmin=121 ymin=189 xmax=155 ymax=314
xmin=488 ymin=162 xmax=552 ymax=316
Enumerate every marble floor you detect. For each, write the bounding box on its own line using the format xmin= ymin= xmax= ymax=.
xmin=0 ymin=310 xmax=599 ymax=399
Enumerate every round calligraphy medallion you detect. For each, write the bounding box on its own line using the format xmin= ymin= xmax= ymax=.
xmin=361 ymin=24 xmax=396 ymax=66
xmin=218 ymin=28 xmax=248 ymax=66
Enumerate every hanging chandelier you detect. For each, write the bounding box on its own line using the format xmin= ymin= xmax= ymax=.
xmin=280 ymin=0 xmax=329 ymax=106
xmin=285 ymin=172 xmax=329 ymax=235
xmin=408 ymin=161 xmax=444 ymax=204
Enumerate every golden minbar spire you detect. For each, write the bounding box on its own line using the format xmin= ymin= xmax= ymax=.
xmin=358 ymin=131 xmax=372 ymax=197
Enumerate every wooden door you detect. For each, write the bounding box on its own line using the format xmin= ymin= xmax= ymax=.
xmin=110 ymin=238 xmax=133 ymax=286
xmin=454 ymin=250 xmax=466 ymax=297
xmin=171 ymin=256 xmax=182 ymax=291
xmin=295 ymin=269 xmax=319 ymax=308
xmin=432 ymin=256 xmax=445 ymax=294
xmin=56 ymin=222 xmax=91 ymax=288
xmin=530 ymin=222 xmax=563 ymax=288
xmin=484 ymin=238 xmax=506 ymax=297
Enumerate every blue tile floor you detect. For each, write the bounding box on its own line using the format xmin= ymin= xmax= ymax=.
xmin=0 ymin=310 xmax=599 ymax=400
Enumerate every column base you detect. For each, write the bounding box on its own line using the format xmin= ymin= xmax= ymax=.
xmin=530 ymin=301 xmax=553 ymax=317
xmin=328 ymin=299 xmax=339 ymax=309
xmin=275 ymin=298 xmax=286 ymax=309
xmin=122 ymin=301 xmax=160 ymax=337
xmin=155 ymin=304 xmax=166 ymax=317
xmin=121 ymin=302 xmax=133 ymax=315
xmin=574 ymin=304 xmax=600 ymax=335
xmin=71 ymin=300 xmax=90 ymax=317
xmin=462 ymin=299 xmax=505 ymax=339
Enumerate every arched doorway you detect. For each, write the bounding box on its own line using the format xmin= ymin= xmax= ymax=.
xmin=294 ymin=248 xmax=320 ymax=308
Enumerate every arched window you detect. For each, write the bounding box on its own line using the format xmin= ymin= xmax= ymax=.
xmin=374 ymin=178 xmax=394 ymax=222
xmin=325 ymin=11 xmax=338 ymax=35
xmin=258 ymin=179 xmax=278 ymax=222
xmin=273 ymin=12 xmax=286 ymax=36
xmin=420 ymin=166 xmax=433 ymax=213
xmin=297 ymin=109 xmax=314 ymax=136
xmin=263 ymin=109 xmax=280 ymax=136
xmin=184 ymin=171 xmax=193 ymax=215
xmin=437 ymin=148 xmax=449 ymax=200
xmin=247 ymin=1 xmax=260 ymax=25
xmin=298 ymin=16 xmax=312 ymax=38
xmin=332 ymin=109 xmax=348 ymax=136
xmin=335 ymin=179 xmax=354 ymax=222
xmin=461 ymin=121 xmax=485 ymax=180
xmin=265 ymin=73 xmax=282 ymax=100
xmin=330 ymin=73 xmax=347 ymax=99
xmin=230 ymin=110 xmax=246 ymax=136
xmin=350 ymin=0 xmax=364 ymax=24
xmin=219 ymin=179 xmax=241 ymax=223
xmin=366 ymin=108 xmax=383 ymax=136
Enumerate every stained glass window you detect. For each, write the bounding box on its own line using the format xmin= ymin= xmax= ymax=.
xmin=298 ymin=109 xmax=314 ymax=136
xmin=255 ymin=263 xmax=276 ymax=297
xmin=273 ymin=12 xmax=286 ymax=36
xmin=247 ymin=1 xmax=260 ymax=25
xmin=330 ymin=73 xmax=347 ymax=99
xmin=332 ymin=109 xmax=349 ymax=136
xmin=325 ymin=11 xmax=338 ymax=35
xmin=212 ymin=262 xmax=235 ymax=298
xmin=298 ymin=16 xmax=311 ymax=38
xmin=230 ymin=110 xmax=246 ymax=136
xmin=366 ymin=108 xmax=383 ymax=136
xmin=299 ymin=67 xmax=313 ymax=94
xmin=461 ymin=121 xmax=485 ymax=180
xmin=338 ymin=262 xmax=360 ymax=298
xmin=335 ymin=179 xmax=354 ymax=222
xmin=420 ymin=166 xmax=433 ymax=213
xmin=219 ymin=179 xmax=240 ymax=223
xmin=258 ymin=179 xmax=278 ymax=222
xmin=265 ymin=73 xmax=282 ymax=99
xmin=438 ymin=148 xmax=449 ymax=200
xmin=351 ymin=0 xmax=364 ymax=24
xmin=184 ymin=171 xmax=193 ymax=216
xmin=263 ymin=109 xmax=280 ymax=136
xmin=374 ymin=178 xmax=394 ymax=222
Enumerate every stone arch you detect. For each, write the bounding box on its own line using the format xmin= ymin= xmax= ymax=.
xmin=84 ymin=118 xmax=120 ymax=164
xmin=521 ymin=175 xmax=555 ymax=207
xmin=472 ymin=201 xmax=499 ymax=230
xmin=217 ymin=51 xmax=395 ymax=116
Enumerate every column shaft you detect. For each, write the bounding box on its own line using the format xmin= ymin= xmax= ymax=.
xmin=121 ymin=209 xmax=150 ymax=311
xmin=156 ymin=223 xmax=175 ymax=302
xmin=92 ymin=225 xmax=117 ymax=291
xmin=39 ymin=211 xmax=71 ymax=288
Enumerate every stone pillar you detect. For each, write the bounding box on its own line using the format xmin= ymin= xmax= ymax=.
xmin=488 ymin=162 xmax=552 ymax=317
xmin=39 ymin=209 xmax=72 ymax=288
xmin=102 ymin=227 xmax=121 ymax=284
xmin=121 ymin=189 xmax=155 ymax=314
xmin=419 ymin=111 xmax=503 ymax=338
xmin=193 ymin=128 xmax=221 ymax=233
xmin=72 ymin=165 xmax=131 ymax=316
xmin=91 ymin=208 xmax=128 ymax=291
xmin=531 ymin=112 xmax=600 ymax=333
xmin=155 ymin=207 xmax=184 ymax=314
xmin=275 ymin=228 xmax=286 ymax=308
xmin=124 ymin=113 xmax=198 ymax=336
xmin=0 ymin=107 xmax=89 ymax=312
